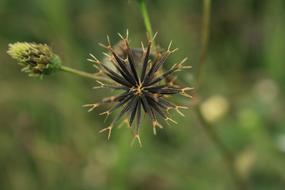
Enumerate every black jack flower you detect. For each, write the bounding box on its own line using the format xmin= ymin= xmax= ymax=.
xmin=84 ymin=32 xmax=192 ymax=146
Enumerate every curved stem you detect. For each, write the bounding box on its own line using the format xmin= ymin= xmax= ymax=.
xmin=60 ymin=65 xmax=110 ymax=82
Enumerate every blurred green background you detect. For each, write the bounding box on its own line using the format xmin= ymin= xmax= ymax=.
xmin=1 ymin=0 xmax=285 ymax=189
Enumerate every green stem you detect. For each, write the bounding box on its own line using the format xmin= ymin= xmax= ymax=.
xmin=195 ymin=0 xmax=249 ymax=189
xmin=196 ymin=0 xmax=211 ymax=88
xmin=60 ymin=65 xmax=110 ymax=82
xmin=138 ymin=0 xmax=156 ymax=49
xmin=195 ymin=107 xmax=249 ymax=190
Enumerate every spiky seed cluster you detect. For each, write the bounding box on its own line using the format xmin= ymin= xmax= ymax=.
xmin=85 ymin=32 xmax=192 ymax=146
xmin=7 ymin=42 xmax=61 ymax=77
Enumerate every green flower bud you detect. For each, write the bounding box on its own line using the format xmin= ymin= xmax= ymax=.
xmin=7 ymin=42 xmax=61 ymax=77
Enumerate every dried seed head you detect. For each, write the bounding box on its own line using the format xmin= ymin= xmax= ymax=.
xmin=7 ymin=42 xmax=61 ymax=77
xmin=85 ymin=32 xmax=192 ymax=145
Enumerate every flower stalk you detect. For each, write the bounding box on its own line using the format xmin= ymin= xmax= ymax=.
xmin=137 ymin=0 xmax=157 ymax=50
xmin=60 ymin=65 xmax=110 ymax=82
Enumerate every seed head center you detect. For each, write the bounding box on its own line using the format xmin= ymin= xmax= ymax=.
xmin=134 ymin=84 xmax=144 ymax=96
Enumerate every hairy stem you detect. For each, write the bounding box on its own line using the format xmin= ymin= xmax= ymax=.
xmin=60 ymin=65 xmax=110 ymax=82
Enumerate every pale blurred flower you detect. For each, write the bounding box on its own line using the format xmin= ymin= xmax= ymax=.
xmin=200 ymin=95 xmax=229 ymax=123
xmin=276 ymin=134 xmax=285 ymax=153
xmin=235 ymin=148 xmax=256 ymax=178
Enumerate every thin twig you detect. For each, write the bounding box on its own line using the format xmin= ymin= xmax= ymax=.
xmin=196 ymin=0 xmax=211 ymax=88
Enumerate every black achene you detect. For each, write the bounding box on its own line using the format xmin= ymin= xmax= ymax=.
xmin=84 ymin=32 xmax=192 ymax=146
